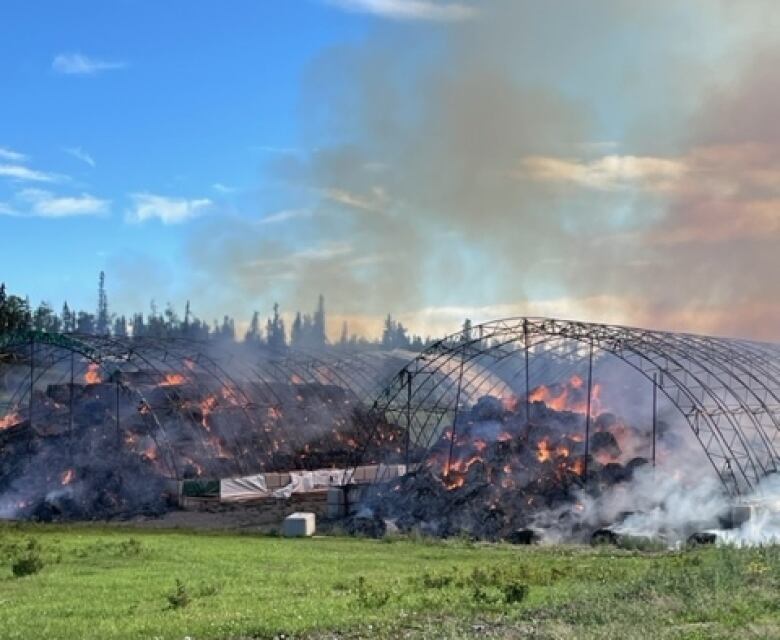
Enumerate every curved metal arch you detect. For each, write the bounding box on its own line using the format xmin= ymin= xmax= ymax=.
xmin=0 ymin=332 xmax=280 ymax=478
xmin=0 ymin=332 xmax=182 ymax=478
xmin=351 ymin=317 xmax=780 ymax=496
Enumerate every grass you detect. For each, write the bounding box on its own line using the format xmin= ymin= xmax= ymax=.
xmin=0 ymin=523 xmax=778 ymax=639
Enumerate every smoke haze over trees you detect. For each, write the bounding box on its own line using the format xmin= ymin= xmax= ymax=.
xmin=0 ymin=275 xmax=434 ymax=351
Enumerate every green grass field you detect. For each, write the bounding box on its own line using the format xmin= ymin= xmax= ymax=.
xmin=1 ymin=523 xmax=779 ymax=640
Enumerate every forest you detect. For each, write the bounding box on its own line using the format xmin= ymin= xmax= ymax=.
xmin=0 ymin=274 xmax=438 ymax=351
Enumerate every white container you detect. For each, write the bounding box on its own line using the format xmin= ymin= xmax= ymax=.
xmin=282 ymin=512 xmax=316 ymax=537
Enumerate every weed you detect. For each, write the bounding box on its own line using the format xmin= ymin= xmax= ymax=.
xmin=11 ymin=539 xmax=44 ymax=578
xmin=355 ymin=576 xmax=391 ymax=608
xmin=166 ymin=579 xmax=190 ymax=609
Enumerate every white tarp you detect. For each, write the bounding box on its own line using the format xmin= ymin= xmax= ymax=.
xmin=272 ymin=469 xmax=348 ymax=498
xmin=219 ymin=473 xmax=268 ymax=501
xmin=219 ymin=468 xmax=350 ymax=501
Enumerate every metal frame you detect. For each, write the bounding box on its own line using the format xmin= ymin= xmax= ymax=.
xmin=350 ymin=318 xmax=780 ymax=496
xmin=0 ymin=332 xmax=414 ymax=480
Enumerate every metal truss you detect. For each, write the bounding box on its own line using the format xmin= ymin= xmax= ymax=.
xmin=0 ymin=332 xmax=411 ymax=479
xmin=351 ymin=318 xmax=780 ymax=496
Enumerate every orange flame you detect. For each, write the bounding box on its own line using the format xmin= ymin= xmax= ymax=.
xmin=160 ymin=373 xmax=187 ymax=386
xmin=200 ymin=394 xmax=218 ymax=430
xmin=143 ymin=443 xmax=158 ymax=460
xmin=0 ymin=412 xmax=21 ymax=431
xmin=536 ymin=438 xmax=552 ymax=463
xmin=84 ymin=363 xmax=102 ymax=384
xmin=528 ymin=375 xmax=602 ymax=416
xmin=60 ymin=468 xmax=76 ymax=485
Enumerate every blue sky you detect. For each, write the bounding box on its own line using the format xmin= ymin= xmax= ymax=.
xmin=1 ymin=1 xmax=778 ymax=340
xmin=1 ymin=0 xmax=367 ymax=314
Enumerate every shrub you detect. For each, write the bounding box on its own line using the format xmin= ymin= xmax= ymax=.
xmin=166 ymin=579 xmax=190 ymax=609
xmin=118 ymin=538 xmax=144 ymax=556
xmin=502 ymin=580 xmax=529 ymax=604
xmin=355 ymin=576 xmax=391 ymax=608
xmin=11 ymin=539 xmax=43 ymax=578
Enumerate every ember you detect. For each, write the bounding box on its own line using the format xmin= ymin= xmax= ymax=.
xmin=366 ymin=393 xmax=657 ymax=541
xmin=84 ymin=363 xmax=102 ymax=385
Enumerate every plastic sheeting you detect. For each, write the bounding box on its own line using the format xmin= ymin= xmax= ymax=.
xmin=219 ymin=464 xmax=407 ymax=502
xmin=219 ymin=473 xmax=269 ymax=501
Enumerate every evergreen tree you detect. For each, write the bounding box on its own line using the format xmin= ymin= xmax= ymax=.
xmin=76 ymin=311 xmax=96 ymax=334
xmin=266 ymin=303 xmax=286 ymax=350
xmin=113 ymin=315 xmax=128 ymax=337
xmin=339 ymin=321 xmax=348 ymax=347
xmin=96 ymin=271 xmax=110 ymax=335
xmin=132 ymin=313 xmax=145 ymax=338
xmin=245 ymin=311 xmax=262 ymax=343
xmin=0 ymin=284 xmax=31 ymax=333
xmin=61 ymin=302 xmax=75 ymax=332
xmin=33 ymin=302 xmax=57 ymax=332
xmin=291 ymin=311 xmax=303 ymax=347
xmin=312 ymin=294 xmax=327 ymax=346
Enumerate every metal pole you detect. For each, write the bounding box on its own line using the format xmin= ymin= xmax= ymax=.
xmin=28 ymin=335 xmax=34 ymax=432
xmin=583 ymin=340 xmax=594 ymax=479
xmin=445 ymin=351 xmax=466 ymax=478
xmin=652 ymin=372 xmax=658 ymax=467
xmin=68 ymin=351 xmax=75 ymax=440
xmin=115 ymin=375 xmax=121 ymax=449
xmin=405 ymin=369 xmax=412 ymax=467
xmin=523 ymin=319 xmax=531 ymax=424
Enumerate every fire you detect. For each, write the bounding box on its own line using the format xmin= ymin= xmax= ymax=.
xmin=84 ymin=363 xmax=102 ymax=384
xmin=220 ymin=385 xmax=242 ymax=406
xmin=290 ymin=374 xmax=304 ymax=385
xmin=160 ymin=373 xmax=187 ymax=386
xmin=0 ymin=412 xmax=21 ymax=431
xmin=528 ymin=375 xmax=602 ymax=416
xmin=445 ymin=476 xmax=465 ymax=490
xmin=143 ymin=443 xmax=158 ymax=460
xmin=199 ymin=394 xmax=218 ymax=430
xmin=267 ymin=406 xmax=283 ymax=420
xmin=60 ymin=468 xmax=76 ymax=485
xmin=570 ymin=458 xmax=585 ymax=476
xmin=536 ymin=438 xmax=552 ymax=463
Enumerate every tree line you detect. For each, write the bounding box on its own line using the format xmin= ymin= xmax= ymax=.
xmin=0 ymin=275 xmax=439 ymax=352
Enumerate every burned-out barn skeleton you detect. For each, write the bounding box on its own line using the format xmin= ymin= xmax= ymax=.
xmin=1 ymin=318 xmax=779 ymax=539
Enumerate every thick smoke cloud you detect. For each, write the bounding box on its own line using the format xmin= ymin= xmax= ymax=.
xmin=189 ymin=1 xmax=780 ymax=340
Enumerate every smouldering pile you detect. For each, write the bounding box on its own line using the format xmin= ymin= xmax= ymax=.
xmin=367 ymin=382 xmax=672 ymax=540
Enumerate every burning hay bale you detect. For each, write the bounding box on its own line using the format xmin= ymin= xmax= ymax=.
xmin=0 ymin=363 xmax=410 ymax=521
xmin=363 ymin=391 xmax=661 ymax=541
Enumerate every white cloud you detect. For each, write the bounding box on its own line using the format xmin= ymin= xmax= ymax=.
xmin=16 ymin=188 xmax=109 ymax=217
xmin=127 ymin=193 xmax=212 ymax=224
xmin=52 ymin=53 xmax=126 ymax=75
xmin=324 ymin=187 xmax=386 ymax=211
xmin=64 ymin=147 xmax=95 ymax=167
xmin=0 ymin=146 xmax=27 ymax=162
xmin=259 ymin=208 xmax=312 ymax=224
xmin=0 ymin=202 xmax=19 ymax=216
xmin=212 ymin=183 xmax=236 ymax=194
xmin=327 ymin=0 xmax=475 ymax=21
xmin=520 ymin=154 xmax=687 ymax=192
xmin=0 ymin=164 xmax=59 ymax=183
